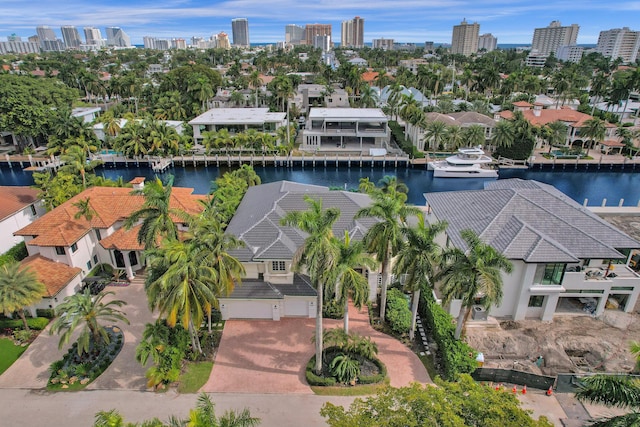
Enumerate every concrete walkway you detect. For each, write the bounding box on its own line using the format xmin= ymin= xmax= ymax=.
xmin=201 ymin=303 xmax=430 ymax=393
xmin=87 ymin=276 xmax=156 ymax=390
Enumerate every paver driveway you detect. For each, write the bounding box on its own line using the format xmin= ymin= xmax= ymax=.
xmin=201 ymin=303 xmax=430 ymax=393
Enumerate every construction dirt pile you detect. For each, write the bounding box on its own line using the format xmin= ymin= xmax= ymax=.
xmin=465 ymin=311 xmax=639 ymax=376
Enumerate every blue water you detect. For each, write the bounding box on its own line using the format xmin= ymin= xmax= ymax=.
xmin=1 ymin=163 xmax=638 ymax=207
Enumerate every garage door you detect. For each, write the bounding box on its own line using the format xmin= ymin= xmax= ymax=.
xmin=284 ymin=297 xmax=309 ymax=317
xmin=228 ymin=300 xmax=274 ymax=319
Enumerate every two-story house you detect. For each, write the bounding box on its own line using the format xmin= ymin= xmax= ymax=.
xmin=0 ymin=186 xmax=45 ymax=254
xmin=189 ymin=108 xmax=287 ymax=145
xmin=220 ymin=181 xmax=380 ymax=320
xmin=14 ymin=178 xmax=205 ymax=312
xmin=424 ymin=179 xmax=640 ymax=321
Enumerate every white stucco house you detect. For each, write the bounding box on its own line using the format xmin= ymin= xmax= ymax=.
xmin=221 ymin=180 xmax=380 ymax=320
xmin=188 ymin=108 xmax=287 ymax=145
xmin=0 ymin=186 xmax=45 ymax=254
xmin=424 ymin=179 xmax=640 ymax=322
xmin=301 ymin=108 xmax=390 ymax=152
xmin=14 ymin=178 xmax=206 ymax=311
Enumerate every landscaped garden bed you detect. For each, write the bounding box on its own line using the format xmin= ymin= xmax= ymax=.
xmin=48 ymin=326 xmax=123 ymax=390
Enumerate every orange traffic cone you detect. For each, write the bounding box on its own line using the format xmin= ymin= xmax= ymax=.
xmin=495 ymin=383 xmax=500 ymax=391
xmin=522 ymin=385 xmax=527 ymax=395
xmin=512 ymin=385 xmax=517 ymax=393
xmin=546 ymin=386 xmax=553 ymax=396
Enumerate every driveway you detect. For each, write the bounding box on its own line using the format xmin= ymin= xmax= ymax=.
xmin=0 ymin=276 xmax=154 ymax=390
xmin=201 ymin=303 xmax=430 ymax=393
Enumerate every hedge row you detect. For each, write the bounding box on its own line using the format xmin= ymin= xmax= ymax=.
xmin=305 ymin=357 xmax=337 ymax=386
xmin=419 ymin=294 xmax=477 ymax=381
xmin=0 ymin=317 xmax=50 ymax=330
xmin=389 ymin=121 xmax=424 ymax=159
xmin=386 ymin=288 xmax=412 ymax=334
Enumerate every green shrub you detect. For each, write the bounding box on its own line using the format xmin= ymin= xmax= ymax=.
xmin=0 ymin=242 xmax=28 ymax=267
xmin=36 ymin=308 xmax=55 ymax=319
xmin=389 ymin=121 xmax=425 ymax=159
xmin=305 ymin=357 xmax=337 ymax=386
xmin=323 ymin=299 xmax=344 ymax=319
xmin=385 ymin=288 xmax=411 ymax=334
xmin=358 ymin=357 xmax=387 ymax=384
xmin=13 ymin=329 xmax=32 ymax=344
xmin=330 ymin=353 xmax=360 ymax=384
xmin=419 ymin=294 xmax=477 ymax=381
xmin=0 ymin=317 xmax=49 ymax=330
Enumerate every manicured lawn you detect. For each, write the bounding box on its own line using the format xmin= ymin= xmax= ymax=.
xmin=177 ymin=361 xmax=213 ymax=393
xmin=0 ymin=338 xmax=28 ymax=375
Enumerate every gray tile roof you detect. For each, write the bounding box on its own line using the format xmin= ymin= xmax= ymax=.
xmin=424 ymin=179 xmax=640 ymax=263
xmin=226 ymin=274 xmax=316 ymax=299
xmin=226 ymin=181 xmax=378 ymax=262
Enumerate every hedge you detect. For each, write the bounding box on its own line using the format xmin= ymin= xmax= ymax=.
xmin=36 ymin=308 xmax=55 ymax=319
xmin=419 ymin=293 xmax=477 ymax=381
xmin=389 ymin=121 xmax=424 ymax=159
xmin=386 ymin=288 xmax=412 ymax=334
xmin=0 ymin=242 xmax=28 ymax=267
xmin=305 ymin=357 xmax=337 ymax=386
xmin=0 ymin=317 xmax=50 ymax=330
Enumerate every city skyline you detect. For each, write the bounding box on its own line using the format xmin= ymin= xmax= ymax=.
xmin=1 ymin=0 xmax=640 ymax=45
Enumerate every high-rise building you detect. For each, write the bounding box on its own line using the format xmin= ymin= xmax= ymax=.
xmin=451 ymin=19 xmax=479 ymax=56
xmin=0 ymin=40 xmax=39 ymax=54
xmin=36 ymin=26 xmax=57 ymax=43
xmin=531 ymin=21 xmax=579 ymax=57
xmin=595 ymin=27 xmax=640 ymax=63
xmin=285 ymin=24 xmax=305 ymax=45
xmin=7 ymin=34 xmax=21 ymax=42
xmin=217 ymin=32 xmax=231 ymax=50
xmin=172 ymin=39 xmax=187 ymax=49
xmin=478 ymin=33 xmax=497 ymax=52
xmin=60 ymin=26 xmax=82 ymax=49
xmin=372 ymin=38 xmax=394 ymax=50
xmin=305 ymin=24 xmax=331 ymax=46
xmin=424 ymin=41 xmax=435 ymax=53
xmin=105 ymin=27 xmax=131 ymax=47
xmin=341 ymin=16 xmax=364 ymax=48
xmin=556 ymin=45 xmax=584 ymax=63
xmin=84 ymin=27 xmax=104 ymax=47
xmin=231 ymin=18 xmax=250 ymax=47
xmin=143 ymin=36 xmax=157 ymax=49
xmin=313 ymin=35 xmax=331 ymax=51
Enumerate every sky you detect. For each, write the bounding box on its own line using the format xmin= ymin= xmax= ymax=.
xmin=1 ymin=0 xmax=639 ymax=45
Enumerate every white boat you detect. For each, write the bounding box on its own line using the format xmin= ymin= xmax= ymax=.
xmin=428 ymin=146 xmax=498 ymax=178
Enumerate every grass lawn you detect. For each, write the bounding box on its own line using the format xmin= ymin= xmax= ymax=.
xmin=177 ymin=361 xmax=213 ymax=393
xmin=0 ymin=338 xmax=28 ymax=375
xmin=311 ymin=379 xmax=390 ymax=396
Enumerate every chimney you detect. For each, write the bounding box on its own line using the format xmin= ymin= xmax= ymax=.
xmin=533 ymin=102 xmax=543 ymax=117
xmin=129 ymin=177 xmax=146 ymax=190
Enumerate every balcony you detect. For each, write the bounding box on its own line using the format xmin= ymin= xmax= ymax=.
xmin=561 ymin=265 xmax=640 ymax=291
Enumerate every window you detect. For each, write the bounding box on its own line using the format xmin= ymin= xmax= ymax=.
xmin=55 ymin=246 xmax=65 ymax=255
xmin=528 ymin=296 xmax=545 ymax=307
xmin=86 ymin=261 xmax=92 ymax=270
xmin=71 ymin=243 xmax=78 ymax=253
xmin=95 ymin=229 xmax=102 ymax=240
xmin=541 ymin=263 xmax=565 ymax=285
xmin=30 ymin=205 xmax=37 ymax=216
xmin=272 ymin=261 xmax=286 ymax=272
xmin=93 ymin=255 xmax=98 ymax=265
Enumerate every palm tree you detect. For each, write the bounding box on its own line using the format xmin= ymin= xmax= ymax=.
xmin=575 ymin=374 xmax=640 ymax=426
xmin=358 ymin=84 xmax=378 ymax=108
xmin=60 ymin=145 xmax=103 ymax=189
xmin=0 ymin=262 xmax=46 ymax=330
xmin=183 ymin=393 xmax=260 ymax=427
xmin=248 ymin=70 xmax=263 ymax=107
xmin=145 ymin=238 xmax=218 ymax=354
xmin=329 ymin=231 xmax=378 ymax=334
xmin=124 ymin=176 xmax=187 ymax=249
xmin=72 ymin=197 xmax=97 ymax=221
xmin=280 ymin=196 xmax=341 ymax=374
xmin=581 ymin=117 xmax=606 ymax=157
xmin=491 ymin=120 xmax=515 ymax=152
xmin=545 ymin=121 xmax=568 ymax=154
xmin=631 ymin=340 xmax=640 ymax=371
xmin=445 ymin=125 xmax=465 ymax=151
xmin=50 ymin=289 xmax=129 ymax=356
xmin=438 ymin=229 xmax=513 ymax=339
xmin=463 ymin=125 xmax=486 ymax=148
xmin=424 ymin=121 xmax=448 ymax=152
xmin=355 ymin=182 xmax=421 ymax=323
xmin=393 ymin=214 xmax=447 ymax=340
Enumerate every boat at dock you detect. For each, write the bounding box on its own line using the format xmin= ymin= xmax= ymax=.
xmin=428 ymin=146 xmax=498 ymax=178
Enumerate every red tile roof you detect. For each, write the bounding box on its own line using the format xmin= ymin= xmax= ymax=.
xmin=100 ymin=225 xmax=145 ymax=251
xmin=499 ymin=106 xmax=615 ymax=129
xmin=513 ymin=101 xmax=533 ymax=107
xmin=601 ymin=140 xmax=625 ymax=147
xmin=16 ymin=186 xmax=206 ymax=248
xmin=0 ymin=186 xmax=39 ymax=221
xmin=20 ymin=255 xmax=81 ymax=297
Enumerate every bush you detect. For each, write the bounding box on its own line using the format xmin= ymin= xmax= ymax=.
xmin=419 ymin=293 xmax=477 ymax=381
xmin=306 ymin=357 xmax=337 ymax=386
xmin=0 ymin=242 xmax=28 ymax=267
xmin=330 ymin=353 xmax=360 ymax=384
xmin=323 ymin=299 xmax=344 ymax=319
xmin=385 ymin=288 xmax=411 ymax=335
xmin=0 ymin=317 xmax=49 ymax=330
xmin=389 ymin=121 xmax=425 ymax=159
xmin=36 ymin=308 xmax=55 ymax=319
xmin=357 ymin=357 xmax=387 ymax=384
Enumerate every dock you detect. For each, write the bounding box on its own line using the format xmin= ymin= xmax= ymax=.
xmin=151 ymin=159 xmax=171 ymax=173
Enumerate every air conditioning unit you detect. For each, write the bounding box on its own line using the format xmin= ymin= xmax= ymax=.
xmin=472 ymin=305 xmax=487 ymax=321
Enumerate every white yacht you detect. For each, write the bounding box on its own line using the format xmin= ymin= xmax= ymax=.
xmin=428 ymin=146 xmax=498 ymax=178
